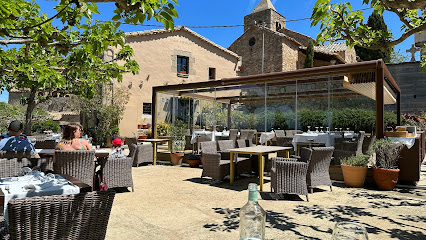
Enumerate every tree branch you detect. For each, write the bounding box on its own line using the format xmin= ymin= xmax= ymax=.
xmin=381 ymin=0 xmax=426 ymax=10
xmin=384 ymin=6 xmax=415 ymax=29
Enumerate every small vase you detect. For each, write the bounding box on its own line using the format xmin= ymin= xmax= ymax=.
xmin=373 ymin=167 xmax=400 ymax=190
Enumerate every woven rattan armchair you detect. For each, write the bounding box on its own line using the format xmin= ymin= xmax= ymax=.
xmin=133 ymin=143 xmax=153 ymax=167
xmin=307 ymin=147 xmax=334 ymax=193
xmin=333 ymin=131 xmax=365 ymax=165
xmin=218 ymin=140 xmax=252 ymax=175
xmin=200 ymin=141 xmax=230 ymax=182
xmin=270 ymin=148 xmax=313 ymax=201
xmin=104 ymin=157 xmax=134 ymax=191
xmin=54 ymin=150 xmax=96 ymax=188
xmin=124 ymin=137 xmax=137 ymax=147
xmin=4 ymin=190 xmax=116 ymax=240
xmin=229 ymin=129 xmax=239 ymax=141
xmin=0 ymin=151 xmax=34 ymax=177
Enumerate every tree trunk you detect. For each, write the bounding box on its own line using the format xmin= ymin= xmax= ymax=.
xmin=23 ymin=87 xmax=37 ymax=136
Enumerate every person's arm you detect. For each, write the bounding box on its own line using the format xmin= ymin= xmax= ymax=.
xmin=81 ymin=138 xmax=91 ymax=150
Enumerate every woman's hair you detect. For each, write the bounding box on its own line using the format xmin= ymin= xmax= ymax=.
xmin=62 ymin=124 xmax=80 ymax=141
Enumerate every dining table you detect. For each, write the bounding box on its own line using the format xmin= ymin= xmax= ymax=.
xmin=227 ymin=146 xmax=292 ymax=191
xmin=36 ymin=149 xmax=110 ymax=158
xmin=0 ymin=173 xmax=91 ymax=222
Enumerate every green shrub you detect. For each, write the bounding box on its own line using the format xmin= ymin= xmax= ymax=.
xmin=31 ymin=119 xmax=60 ymax=134
xmin=341 ymin=154 xmax=370 ymax=167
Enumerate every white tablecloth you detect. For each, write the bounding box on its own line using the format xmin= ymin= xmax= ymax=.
xmin=0 ymin=174 xmax=80 ymax=222
xmin=260 ymin=132 xmax=275 ymax=144
xmin=190 ymin=130 xmax=230 ymax=144
xmin=292 ymin=133 xmax=334 ymax=151
xmin=388 ymin=137 xmax=416 ymax=149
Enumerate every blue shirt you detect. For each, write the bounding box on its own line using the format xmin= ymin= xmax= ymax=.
xmin=0 ymin=136 xmax=37 ymax=155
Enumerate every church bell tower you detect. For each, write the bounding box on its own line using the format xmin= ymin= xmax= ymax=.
xmin=243 ymin=0 xmax=286 ymax=32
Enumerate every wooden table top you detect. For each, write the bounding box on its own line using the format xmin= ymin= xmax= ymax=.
xmin=227 ymin=146 xmax=292 ymax=154
xmin=138 ymin=138 xmax=170 ymax=142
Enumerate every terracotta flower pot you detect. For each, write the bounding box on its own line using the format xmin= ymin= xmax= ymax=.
xmin=373 ymin=167 xmax=400 ymax=190
xmin=341 ymin=165 xmax=368 ymax=187
xmin=200 ymin=157 xmax=204 ymax=166
xmin=187 ymin=159 xmax=201 ymax=168
xmin=170 ymin=153 xmax=184 ymax=166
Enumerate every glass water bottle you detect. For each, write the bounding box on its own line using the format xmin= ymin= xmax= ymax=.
xmin=239 ymin=183 xmax=266 ymax=240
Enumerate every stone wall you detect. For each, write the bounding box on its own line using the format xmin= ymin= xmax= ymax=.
xmin=387 ymin=62 xmax=426 ymax=113
xmin=229 ymin=28 xmax=286 ymax=76
xmin=117 ymin=29 xmax=240 ymax=137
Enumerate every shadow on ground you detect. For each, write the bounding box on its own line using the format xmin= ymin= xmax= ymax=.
xmin=184 ymin=175 xmax=269 ymax=192
xmin=203 ymin=190 xmax=426 ymax=239
xmin=203 ymin=207 xmax=328 ymax=240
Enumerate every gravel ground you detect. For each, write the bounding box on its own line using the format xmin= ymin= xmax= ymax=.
xmin=105 ymin=164 xmax=426 ymax=240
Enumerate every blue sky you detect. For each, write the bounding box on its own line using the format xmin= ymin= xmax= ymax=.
xmin=0 ymin=0 xmax=418 ymax=102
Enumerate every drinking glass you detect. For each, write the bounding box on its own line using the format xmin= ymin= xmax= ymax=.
xmin=339 ymin=128 xmax=342 ymax=132
xmin=320 ymin=127 xmax=324 ymax=133
xmin=332 ymin=222 xmax=369 ymax=240
xmin=19 ymin=167 xmax=32 ymax=177
xmin=315 ymin=127 xmax=319 ymax=133
xmin=96 ymin=145 xmax=100 ymax=150
xmin=4 ymin=185 xmax=10 ymax=194
xmin=307 ymin=126 xmax=311 ymax=133
xmin=326 ymin=127 xmax=330 ymax=133
xmin=346 ymin=128 xmax=350 ymax=133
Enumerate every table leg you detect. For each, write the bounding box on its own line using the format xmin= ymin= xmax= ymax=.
xmin=286 ymin=150 xmax=289 ymax=158
xmin=230 ymin=152 xmax=234 ymax=185
xmin=168 ymin=141 xmax=172 ymax=152
xmin=259 ymin=153 xmax=263 ymax=191
xmin=153 ymin=142 xmax=157 ymax=165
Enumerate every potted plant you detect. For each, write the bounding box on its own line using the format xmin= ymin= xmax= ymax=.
xmin=157 ymin=122 xmax=170 ymax=137
xmin=187 ymin=154 xmax=201 ymax=168
xmin=341 ymin=154 xmax=369 ymax=187
xmin=169 ymin=120 xmax=187 ymax=166
xmin=370 ymin=138 xmax=404 ymax=190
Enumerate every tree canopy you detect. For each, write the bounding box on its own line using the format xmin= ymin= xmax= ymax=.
xmin=354 ymin=12 xmax=391 ymax=62
xmin=311 ymin=0 xmax=426 ymax=64
xmin=0 ymin=0 xmax=178 ymax=134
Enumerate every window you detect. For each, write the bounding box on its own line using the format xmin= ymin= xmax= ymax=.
xmin=177 ymin=56 xmax=189 ymax=74
xmin=143 ymin=103 xmax=152 ymax=115
xmin=209 ymin=68 xmax=216 ymax=80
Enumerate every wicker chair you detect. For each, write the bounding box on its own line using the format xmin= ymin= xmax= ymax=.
xmin=54 ymin=150 xmax=96 ymax=188
xmin=332 ymin=131 xmax=365 ymax=165
xmin=270 ymin=148 xmax=312 ymax=201
xmin=229 ymin=129 xmax=239 ymax=141
xmin=34 ymin=140 xmax=56 ymax=149
xmin=239 ymin=129 xmax=250 ymax=140
xmin=218 ymin=140 xmax=252 ymax=175
xmin=124 ymin=137 xmax=137 ymax=147
xmin=200 ymin=141 xmax=230 ymax=182
xmin=133 ymin=143 xmax=153 ymax=167
xmin=307 ymin=147 xmax=335 ymax=193
xmin=0 ymin=151 xmax=34 ymax=177
xmin=104 ymin=157 xmax=134 ymax=191
xmin=4 ymin=190 xmax=116 ymax=240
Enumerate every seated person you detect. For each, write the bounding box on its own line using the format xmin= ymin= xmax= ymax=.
xmin=109 ymin=138 xmax=126 ymax=158
xmin=0 ymin=120 xmax=40 ymax=158
xmin=56 ymin=124 xmax=91 ymax=151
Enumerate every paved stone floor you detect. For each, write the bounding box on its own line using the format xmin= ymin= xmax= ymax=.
xmin=105 ymin=163 xmax=426 ymax=240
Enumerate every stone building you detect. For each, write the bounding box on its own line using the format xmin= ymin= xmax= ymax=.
xmin=387 ymin=62 xmax=426 ymax=113
xmin=114 ymin=26 xmax=241 ymax=137
xmin=228 ymin=0 xmax=357 ymax=76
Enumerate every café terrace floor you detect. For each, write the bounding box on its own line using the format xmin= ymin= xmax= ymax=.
xmin=105 ymin=158 xmax=426 ymax=240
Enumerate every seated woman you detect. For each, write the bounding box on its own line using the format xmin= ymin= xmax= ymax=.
xmin=56 ymin=124 xmax=91 ymax=151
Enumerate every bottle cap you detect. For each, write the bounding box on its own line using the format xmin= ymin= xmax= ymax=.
xmin=248 ymin=183 xmax=257 ymax=192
